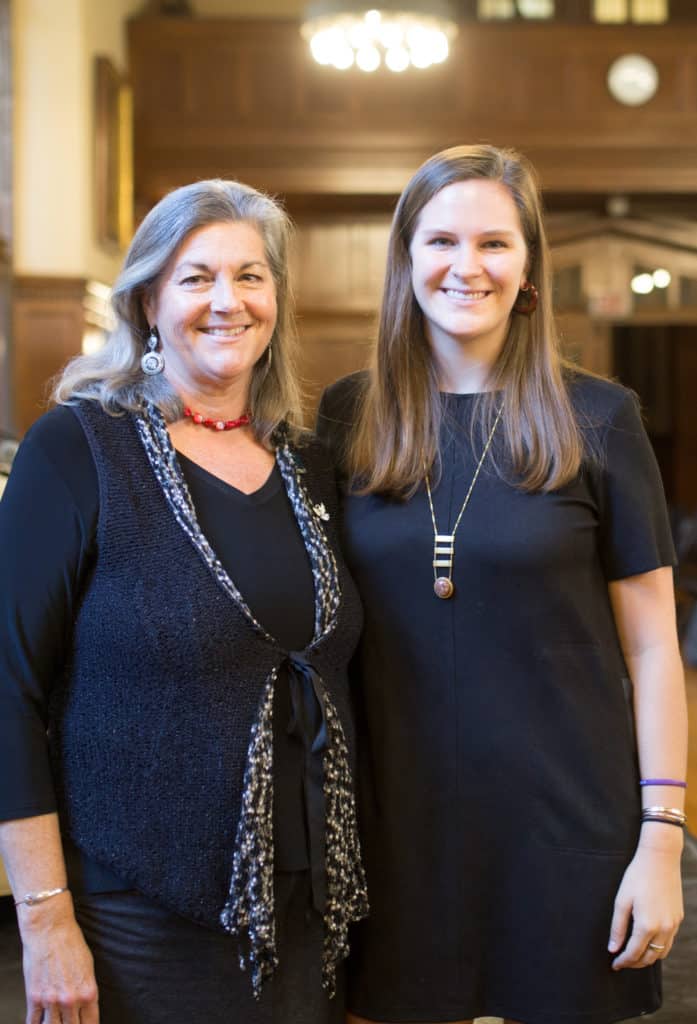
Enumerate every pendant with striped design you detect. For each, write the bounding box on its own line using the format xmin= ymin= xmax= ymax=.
xmin=424 ymin=403 xmax=504 ymax=603
xmin=433 ymin=534 xmax=455 ymax=599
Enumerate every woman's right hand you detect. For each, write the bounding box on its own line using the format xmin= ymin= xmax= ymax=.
xmin=17 ymin=892 xmax=99 ymax=1024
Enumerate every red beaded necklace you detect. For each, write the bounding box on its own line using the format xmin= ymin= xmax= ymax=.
xmin=183 ymin=407 xmax=251 ymax=432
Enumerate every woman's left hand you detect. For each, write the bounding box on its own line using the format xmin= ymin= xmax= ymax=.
xmin=608 ymin=830 xmax=684 ymax=969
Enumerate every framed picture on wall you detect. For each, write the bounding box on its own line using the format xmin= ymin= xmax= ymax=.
xmin=94 ymin=55 xmax=133 ymax=249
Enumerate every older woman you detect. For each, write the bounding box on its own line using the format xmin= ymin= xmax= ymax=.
xmin=0 ymin=179 xmax=367 ymax=1024
xmin=318 ymin=145 xmax=686 ymax=1024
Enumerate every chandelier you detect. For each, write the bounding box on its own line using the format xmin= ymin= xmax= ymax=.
xmin=301 ymin=1 xmax=458 ymax=72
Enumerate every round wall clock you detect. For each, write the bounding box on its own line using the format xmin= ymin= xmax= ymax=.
xmin=607 ymin=54 xmax=659 ymax=107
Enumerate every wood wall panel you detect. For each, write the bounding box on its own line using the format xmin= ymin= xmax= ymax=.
xmin=557 ymin=313 xmax=613 ymax=377
xmin=129 ymin=17 xmax=697 ymax=203
xmin=291 ymin=218 xmax=388 ymax=417
xmin=292 ymin=217 xmax=390 ymax=313
xmin=12 ymin=276 xmax=85 ymax=434
xmin=296 ymin=312 xmax=374 ymax=421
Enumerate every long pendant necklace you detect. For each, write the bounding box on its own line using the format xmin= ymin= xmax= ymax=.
xmin=424 ymin=405 xmax=504 ymax=600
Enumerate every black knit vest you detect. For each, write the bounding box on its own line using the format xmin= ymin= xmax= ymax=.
xmin=50 ymin=402 xmax=362 ymax=932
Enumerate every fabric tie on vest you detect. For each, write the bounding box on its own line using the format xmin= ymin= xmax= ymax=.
xmin=131 ymin=403 xmax=368 ymax=998
xmin=286 ymin=652 xmax=328 ymax=914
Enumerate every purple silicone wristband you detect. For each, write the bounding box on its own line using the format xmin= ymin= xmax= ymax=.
xmin=640 ymin=778 xmax=687 ymax=788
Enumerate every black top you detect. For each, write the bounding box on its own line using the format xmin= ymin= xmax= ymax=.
xmin=0 ymin=405 xmax=315 ymax=888
xmin=318 ymin=372 xmax=675 ymax=1024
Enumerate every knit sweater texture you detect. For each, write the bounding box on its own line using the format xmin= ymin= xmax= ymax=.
xmin=49 ymin=401 xmax=363 ymax=932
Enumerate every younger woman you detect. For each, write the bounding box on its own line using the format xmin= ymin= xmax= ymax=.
xmin=318 ymin=145 xmax=686 ymax=1024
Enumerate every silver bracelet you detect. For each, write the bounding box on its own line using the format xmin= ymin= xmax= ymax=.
xmin=641 ymin=806 xmax=686 ymax=824
xmin=642 ymin=806 xmax=686 ymax=818
xmin=14 ymin=887 xmax=68 ymax=908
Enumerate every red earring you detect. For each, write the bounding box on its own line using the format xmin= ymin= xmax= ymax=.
xmin=513 ymin=282 xmax=538 ymax=316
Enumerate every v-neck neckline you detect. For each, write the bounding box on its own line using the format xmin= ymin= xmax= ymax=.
xmin=176 ymin=451 xmax=281 ymax=505
xmin=133 ymin=406 xmax=340 ymax=654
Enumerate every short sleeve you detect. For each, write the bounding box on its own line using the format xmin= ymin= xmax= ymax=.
xmin=594 ymin=392 xmax=676 ymax=581
xmin=315 ymin=371 xmax=366 ymax=483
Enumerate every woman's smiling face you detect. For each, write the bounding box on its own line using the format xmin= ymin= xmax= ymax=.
xmin=144 ymin=220 xmax=277 ymax=400
xmin=409 ymin=178 xmax=529 ymax=363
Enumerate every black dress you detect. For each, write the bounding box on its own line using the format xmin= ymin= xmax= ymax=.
xmin=318 ymin=372 xmax=675 ymax=1024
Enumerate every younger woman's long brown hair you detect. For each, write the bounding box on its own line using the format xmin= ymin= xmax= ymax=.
xmin=349 ymin=144 xmax=586 ymax=498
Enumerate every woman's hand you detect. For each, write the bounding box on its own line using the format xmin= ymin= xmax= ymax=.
xmin=608 ymin=827 xmax=684 ymax=970
xmin=17 ymin=891 xmax=99 ymax=1024
xmin=607 ymin=568 xmax=687 ymax=970
xmin=0 ymin=816 xmax=99 ymax=1020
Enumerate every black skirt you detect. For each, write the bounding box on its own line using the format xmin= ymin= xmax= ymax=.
xmin=74 ymin=871 xmax=344 ymax=1024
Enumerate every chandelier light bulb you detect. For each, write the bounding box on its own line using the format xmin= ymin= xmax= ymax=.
xmin=332 ymin=42 xmax=355 ymax=69
xmin=430 ymin=30 xmax=449 ymax=63
xmin=409 ymin=44 xmax=433 ymax=69
xmin=631 ymin=273 xmax=654 ymax=295
xmin=405 ymin=25 xmax=423 ymax=49
xmin=385 ymin=45 xmax=410 ymax=71
xmin=309 ymin=28 xmax=334 ymax=64
xmin=652 ymin=268 xmax=671 ymax=288
xmin=379 ymin=21 xmax=403 ymax=48
xmin=356 ymin=43 xmax=381 ymax=70
xmin=349 ymin=21 xmax=371 ymax=48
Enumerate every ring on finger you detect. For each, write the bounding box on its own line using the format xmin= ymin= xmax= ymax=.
xmin=648 ymin=942 xmax=666 ymax=951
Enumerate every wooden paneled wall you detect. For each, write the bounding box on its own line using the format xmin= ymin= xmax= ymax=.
xmin=128 ymin=16 xmax=697 ymax=207
xmin=12 ymin=276 xmax=85 ymax=434
xmin=291 ymin=216 xmax=387 ymax=411
xmin=122 ymin=13 xmax=697 ymax=427
xmin=292 ymin=217 xmax=389 ymax=313
xmin=296 ymin=312 xmax=374 ymax=418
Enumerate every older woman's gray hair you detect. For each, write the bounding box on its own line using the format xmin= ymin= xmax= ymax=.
xmin=54 ymin=179 xmax=302 ymax=446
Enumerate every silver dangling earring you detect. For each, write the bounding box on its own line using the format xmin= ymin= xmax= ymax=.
xmin=141 ymin=326 xmax=165 ymax=375
xmin=265 ymin=343 xmax=273 ymax=371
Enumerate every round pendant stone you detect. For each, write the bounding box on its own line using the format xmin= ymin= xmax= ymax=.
xmin=434 ymin=577 xmax=454 ymax=599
